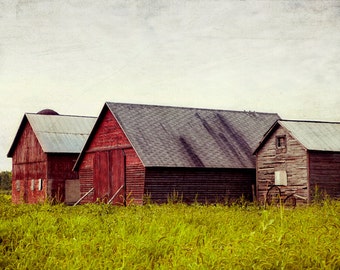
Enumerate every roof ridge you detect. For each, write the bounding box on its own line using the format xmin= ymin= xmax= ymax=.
xmin=105 ymin=101 xmax=279 ymax=116
xmin=280 ymin=119 xmax=340 ymax=125
xmin=26 ymin=113 xmax=96 ymax=119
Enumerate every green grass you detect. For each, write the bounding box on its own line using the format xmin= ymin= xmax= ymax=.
xmin=1 ymin=195 xmax=340 ymax=269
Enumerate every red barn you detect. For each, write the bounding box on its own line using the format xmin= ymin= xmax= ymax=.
xmin=74 ymin=102 xmax=279 ymax=205
xmin=255 ymin=120 xmax=340 ymax=204
xmin=7 ymin=109 xmax=96 ymax=204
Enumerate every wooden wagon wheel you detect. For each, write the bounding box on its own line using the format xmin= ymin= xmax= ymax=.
xmin=266 ymin=185 xmax=281 ymax=206
xmin=283 ymin=194 xmax=297 ymax=208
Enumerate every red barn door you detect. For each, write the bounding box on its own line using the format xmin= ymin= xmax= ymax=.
xmin=93 ymin=150 xmax=126 ymax=204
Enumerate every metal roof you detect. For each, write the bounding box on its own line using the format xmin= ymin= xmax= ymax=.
xmin=8 ymin=114 xmax=97 ymax=156
xmin=102 ymin=102 xmax=279 ymax=169
xmin=279 ymin=120 xmax=340 ymax=152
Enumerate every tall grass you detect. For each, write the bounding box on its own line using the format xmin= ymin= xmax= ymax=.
xmin=1 ymin=195 xmax=340 ymax=269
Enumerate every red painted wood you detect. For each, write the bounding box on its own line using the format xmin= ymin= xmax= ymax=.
xmin=93 ymin=151 xmax=110 ymax=201
xmin=11 ymin=121 xmax=48 ymax=203
xmin=78 ymin=110 xmax=145 ymax=205
xmin=111 ymin=149 xmax=125 ymax=205
xmin=11 ymin=121 xmax=80 ymax=204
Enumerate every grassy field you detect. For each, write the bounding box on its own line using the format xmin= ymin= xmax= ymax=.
xmin=1 ymin=195 xmax=340 ymax=269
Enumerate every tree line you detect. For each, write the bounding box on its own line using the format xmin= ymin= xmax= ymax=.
xmin=0 ymin=171 xmax=12 ymax=191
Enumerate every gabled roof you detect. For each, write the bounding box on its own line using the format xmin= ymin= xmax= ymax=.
xmin=254 ymin=119 xmax=340 ymax=153
xmin=7 ymin=113 xmax=97 ymax=157
xmin=75 ymin=102 xmax=279 ymax=169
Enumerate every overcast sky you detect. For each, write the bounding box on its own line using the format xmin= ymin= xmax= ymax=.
xmin=1 ymin=0 xmax=340 ymax=171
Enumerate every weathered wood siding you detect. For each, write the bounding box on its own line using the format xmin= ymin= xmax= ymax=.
xmin=78 ymin=109 xmax=145 ymax=204
xmin=309 ymin=152 xmax=340 ymax=198
xmin=11 ymin=121 xmax=81 ymax=204
xmin=256 ymin=126 xmax=309 ymax=203
xmin=145 ymin=167 xmax=255 ymax=203
xmin=11 ymin=121 xmax=48 ymax=203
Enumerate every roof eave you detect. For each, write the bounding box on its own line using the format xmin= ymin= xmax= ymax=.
xmin=253 ymin=119 xmax=281 ymax=155
xmin=7 ymin=114 xmax=28 ymax=158
xmin=73 ymin=105 xmax=108 ymax=171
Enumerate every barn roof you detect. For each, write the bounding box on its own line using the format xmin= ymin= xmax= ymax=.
xmin=7 ymin=113 xmax=97 ymax=157
xmin=281 ymin=120 xmax=340 ymax=151
xmin=254 ymin=120 xmax=340 ymax=153
xmin=75 ymin=102 xmax=279 ymax=169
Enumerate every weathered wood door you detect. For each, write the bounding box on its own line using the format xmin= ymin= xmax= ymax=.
xmin=93 ymin=150 xmax=125 ymax=204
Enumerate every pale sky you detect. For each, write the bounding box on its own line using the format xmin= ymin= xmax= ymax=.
xmin=1 ymin=0 xmax=340 ymax=171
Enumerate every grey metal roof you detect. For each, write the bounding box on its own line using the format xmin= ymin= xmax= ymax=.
xmin=8 ymin=114 xmax=96 ymax=156
xmin=106 ymin=102 xmax=280 ymax=168
xmin=279 ymin=120 xmax=340 ymax=152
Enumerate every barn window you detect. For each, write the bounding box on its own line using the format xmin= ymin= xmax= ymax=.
xmin=16 ymin=180 xmax=20 ymax=191
xmin=38 ymin=179 xmax=43 ymax=191
xmin=31 ymin=179 xmax=35 ymax=191
xmin=275 ymin=170 xmax=287 ymax=186
xmin=276 ymin=135 xmax=286 ymax=149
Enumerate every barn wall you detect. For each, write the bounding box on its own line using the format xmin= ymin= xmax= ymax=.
xmin=309 ymin=152 xmax=340 ymax=199
xmin=78 ymin=152 xmax=95 ymax=203
xmin=125 ymin=148 xmax=145 ymax=205
xmin=78 ymin=110 xmax=145 ymax=204
xmin=47 ymin=154 xmax=79 ymax=202
xmin=145 ymin=167 xmax=255 ymax=204
xmin=11 ymin=121 xmax=48 ymax=203
xmin=256 ymin=126 xmax=309 ymax=204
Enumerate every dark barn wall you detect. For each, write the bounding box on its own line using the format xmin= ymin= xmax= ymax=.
xmin=256 ymin=126 xmax=309 ymax=203
xmin=145 ymin=167 xmax=255 ymax=204
xmin=309 ymin=152 xmax=340 ymax=198
xmin=11 ymin=121 xmax=48 ymax=203
xmin=78 ymin=109 xmax=145 ymax=204
xmin=125 ymin=148 xmax=145 ymax=205
xmin=47 ymin=154 xmax=79 ymax=202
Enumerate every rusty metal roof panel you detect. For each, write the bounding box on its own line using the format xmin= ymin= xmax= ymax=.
xmin=107 ymin=102 xmax=280 ymax=168
xmin=26 ymin=114 xmax=97 ymax=153
xmin=279 ymin=120 xmax=340 ymax=152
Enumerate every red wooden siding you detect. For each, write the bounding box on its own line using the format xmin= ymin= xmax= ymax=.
xmin=145 ymin=168 xmax=255 ymax=204
xmin=11 ymin=121 xmax=48 ymax=203
xmin=111 ymin=149 xmax=125 ymax=204
xmin=93 ymin=151 xmax=111 ymax=201
xmin=309 ymin=152 xmax=340 ymax=198
xmin=78 ymin=109 xmax=145 ymax=204
xmin=256 ymin=126 xmax=309 ymax=204
xmin=11 ymin=121 xmax=80 ymax=204
xmin=88 ymin=108 xmax=131 ymax=150
xmin=47 ymin=154 xmax=79 ymax=202
xmin=93 ymin=150 xmax=126 ymax=204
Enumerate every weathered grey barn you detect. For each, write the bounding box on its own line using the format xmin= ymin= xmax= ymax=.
xmin=255 ymin=120 xmax=340 ymax=204
xmin=74 ymin=102 xmax=279 ymax=205
xmin=7 ymin=109 xmax=96 ymax=204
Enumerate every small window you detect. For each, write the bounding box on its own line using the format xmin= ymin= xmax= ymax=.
xmin=276 ymin=135 xmax=286 ymax=149
xmin=38 ymin=179 xmax=43 ymax=191
xmin=31 ymin=179 xmax=35 ymax=191
xmin=275 ymin=170 xmax=287 ymax=186
xmin=16 ymin=180 xmax=20 ymax=191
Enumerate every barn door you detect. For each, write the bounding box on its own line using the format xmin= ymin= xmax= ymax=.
xmin=110 ymin=149 xmax=126 ymax=205
xmin=93 ymin=150 xmax=125 ymax=204
xmin=93 ymin=151 xmax=110 ymax=202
